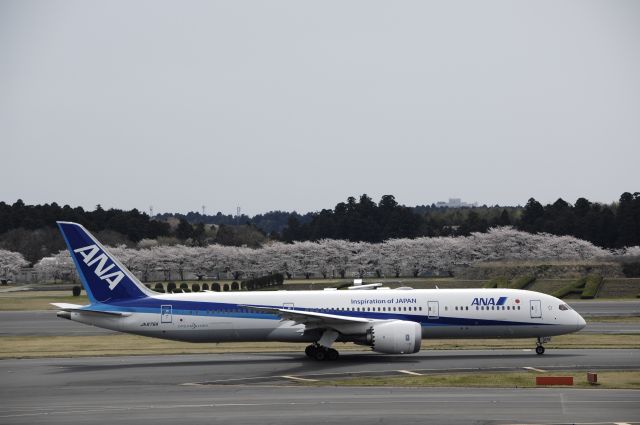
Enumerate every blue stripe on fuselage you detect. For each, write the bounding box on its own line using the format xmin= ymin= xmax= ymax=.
xmin=79 ymin=297 xmax=550 ymax=327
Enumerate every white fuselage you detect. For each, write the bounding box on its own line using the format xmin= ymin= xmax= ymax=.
xmin=66 ymin=288 xmax=586 ymax=344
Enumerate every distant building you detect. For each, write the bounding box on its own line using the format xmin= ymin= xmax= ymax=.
xmin=435 ymin=198 xmax=477 ymax=208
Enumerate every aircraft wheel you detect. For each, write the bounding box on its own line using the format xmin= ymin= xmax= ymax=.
xmin=305 ymin=345 xmax=316 ymax=358
xmin=535 ymin=345 xmax=545 ymax=355
xmin=326 ymin=348 xmax=339 ymax=361
xmin=313 ymin=348 xmax=326 ymax=361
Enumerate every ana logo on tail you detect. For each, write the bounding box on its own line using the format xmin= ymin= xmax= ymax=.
xmin=73 ymin=244 xmax=125 ymax=290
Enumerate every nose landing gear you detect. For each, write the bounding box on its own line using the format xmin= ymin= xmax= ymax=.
xmin=535 ymin=336 xmax=551 ymax=355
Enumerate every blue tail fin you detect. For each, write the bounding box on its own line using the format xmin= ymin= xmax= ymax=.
xmin=57 ymin=221 xmax=150 ymax=304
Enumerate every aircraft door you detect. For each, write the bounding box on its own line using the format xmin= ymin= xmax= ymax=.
xmin=427 ymin=301 xmax=439 ymax=319
xmin=530 ymin=300 xmax=542 ymax=319
xmin=161 ymin=305 xmax=172 ymax=323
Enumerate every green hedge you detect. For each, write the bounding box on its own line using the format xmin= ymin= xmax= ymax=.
xmin=551 ymin=274 xmax=603 ymax=299
xmin=483 ymin=277 xmax=509 ymax=288
xmin=242 ymin=273 xmax=285 ymax=291
xmin=552 ymin=277 xmax=586 ymax=298
xmin=509 ymin=275 xmax=536 ymax=290
xmin=581 ymin=274 xmax=603 ymax=299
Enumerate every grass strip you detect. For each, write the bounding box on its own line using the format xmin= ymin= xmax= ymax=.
xmin=305 ymin=370 xmax=640 ymax=389
xmin=1 ymin=333 xmax=638 ymax=359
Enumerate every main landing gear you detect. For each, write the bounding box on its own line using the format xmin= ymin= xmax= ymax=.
xmin=306 ymin=329 xmax=340 ymax=361
xmin=535 ymin=336 xmax=551 ymax=355
xmin=305 ymin=344 xmax=340 ymax=361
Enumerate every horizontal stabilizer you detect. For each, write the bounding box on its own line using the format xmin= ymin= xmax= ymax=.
xmin=51 ymin=303 xmax=130 ymax=317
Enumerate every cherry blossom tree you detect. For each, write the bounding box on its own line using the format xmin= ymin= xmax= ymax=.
xmin=26 ymin=226 xmax=620 ymax=283
xmin=33 ymin=250 xmax=74 ymax=282
xmin=0 ymin=249 xmax=29 ymax=282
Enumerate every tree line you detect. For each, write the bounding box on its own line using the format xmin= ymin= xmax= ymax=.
xmin=156 ymin=210 xmax=313 ymax=235
xmin=1 ymin=191 xmax=638 ymax=265
xmin=282 ymin=192 xmax=640 ymax=249
xmin=519 ymin=193 xmax=640 ymax=249
xmin=0 ymin=200 xmax=170 ymax=241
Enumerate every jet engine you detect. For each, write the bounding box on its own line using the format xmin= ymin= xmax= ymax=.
xmin=368 ymin=320 xmax=422 ymax=354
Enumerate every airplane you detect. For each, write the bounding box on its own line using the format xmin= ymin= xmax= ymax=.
xmin=53 ymin=221 xmax=587 ymax=360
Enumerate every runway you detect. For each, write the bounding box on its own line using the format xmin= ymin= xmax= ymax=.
xmin=1 ymin=349 xmax=639 ymax=424
xmin=568 ymin=300 xmax=640 ymax=316
xmin=0 ymin=299 xmax=638 ymax=337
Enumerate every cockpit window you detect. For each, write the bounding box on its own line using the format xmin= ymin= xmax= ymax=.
xmin=559 ymin=304 xmax=571 ymax=311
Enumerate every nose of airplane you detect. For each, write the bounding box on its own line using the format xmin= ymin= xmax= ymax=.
xmin=576 ymin=313 xmax=587 ymax=331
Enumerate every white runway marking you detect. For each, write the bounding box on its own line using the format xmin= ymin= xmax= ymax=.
xmin=523 ymin=366 xmax=548 ymax=372
xmin=504 ymin=422 xmax=639 ymax=425
xmin=397 ymin=370 xmax=423 ymax=376
xmin=280 ymin=375 xmax=319 ymax=382
xmin=505 ymin=422 xmax=639 ymax=425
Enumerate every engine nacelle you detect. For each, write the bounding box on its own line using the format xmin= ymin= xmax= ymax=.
xmin=369 ymin=320 xmax=422 ymax=354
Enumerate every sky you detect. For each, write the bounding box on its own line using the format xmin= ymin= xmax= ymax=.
xmin=1 ymin=0 xmax=639 ymax=216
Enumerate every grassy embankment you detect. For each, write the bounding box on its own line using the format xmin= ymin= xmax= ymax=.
xmin=303 ymin=370 xmax=640 ymax=389
xmin=0 ymin=291 xmax=89 ymax=311
xmin=2 ymin=276 xmax=639 ymax=311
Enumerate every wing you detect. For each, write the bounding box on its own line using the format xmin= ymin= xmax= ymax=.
xmin=240 ymin=304 xmax=375 ymax=335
